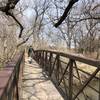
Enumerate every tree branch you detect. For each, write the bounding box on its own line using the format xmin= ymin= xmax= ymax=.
xmin=70 ymin=17 xmax=100 ymax=23
xmin=0 ymin=0 xmax=23 ymax=38
xmin=54 ymin=0 xmax=79 ymax=28
xmin=17 ymin=37 xmax=29 ymax=47
xmin=7 ymin=12 xmax=24 ymax=38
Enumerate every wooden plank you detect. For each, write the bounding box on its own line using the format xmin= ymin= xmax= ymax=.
xmin=21 ymin=55 xmax=64 ymax=100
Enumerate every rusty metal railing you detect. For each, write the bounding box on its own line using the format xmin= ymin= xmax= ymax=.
xmin=0 ymin=51 xmax=24 ymax=100
xmin=33 ymin=50 xmax=100 ymax=100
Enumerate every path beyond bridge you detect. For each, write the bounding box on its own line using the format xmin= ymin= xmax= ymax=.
xmin=20 ymin=54 xmax=63 ymax=100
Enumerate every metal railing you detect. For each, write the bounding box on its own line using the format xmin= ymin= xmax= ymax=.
xmin=33 ymin=50 xmax=100 ymax=100
xmin=0 ymin=51 xmax=24 ymax=100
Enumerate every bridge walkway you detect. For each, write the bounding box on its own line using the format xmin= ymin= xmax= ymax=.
xmin=20 ymin=54 xmax=63 ymax=100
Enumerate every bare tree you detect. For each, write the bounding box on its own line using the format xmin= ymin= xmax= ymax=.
xmin=0 ymin=15 xmax=17 ymax=66
xmin=0 ymin=0 xmax=24 ymax=38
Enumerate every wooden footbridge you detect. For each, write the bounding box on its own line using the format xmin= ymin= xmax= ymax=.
xmin=0 ymin=49 xmax=100 ymax=100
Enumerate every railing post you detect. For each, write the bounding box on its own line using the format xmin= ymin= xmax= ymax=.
xmin=40 ymin=51 xmax=44 ymax=66
xmin=19 ymin=51 xmax=25 ymax=100
xmin=69 ymin=59 xmax=74 ymax=100
xmin=38 ymin=52 xmax=41 ymax=64
xmin=35 ymin=51 xmax=38 ymax=61
xmin=56 ymin=54 xmax=60 ymax=82
xmin=39 ymin=52 xmax=42 ymax=65
xmin=44 ymin=52 xmax=47 ymax=71
xmin=48 ymin=52 xmax=53 ymax=76
xmin=41 ymin=51 xmax=44 ymax=67
xmin=99 ymin=72 xmax=100 ymax=100
xmin=37 ymin=52 xmax=40 ymax=62
xmin=50 ymin=55 xmax=58 ymax=77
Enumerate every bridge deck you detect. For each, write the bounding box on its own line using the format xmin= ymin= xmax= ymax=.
xmin=20 ymin=54 xmax=63 ymax=100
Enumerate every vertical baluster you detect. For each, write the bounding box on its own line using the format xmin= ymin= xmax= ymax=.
xmin=38 ymin=52 xmax=40 ymax=64
xmin=50 ymin=55 xmax=58 ymax=77
xmin=49 ymin=52 xmax=52 ymax=76
xmin=45 ymin=52 xmax=47 ymax=71
xmin=39 ymin=52 xmax=41 ymax=64
xmin=42 ymin=51 xmax=44 ymax=66
xmin=15 ymin=69 xmax=19 ymax=100
xmin=56 ymin=54 xmax=60 ymax=83
xmin=69 ymin=59 xmax=74 ymax=100
xmin=37 ymin=52 xmax=39 ymax=62
xmin=40 ymin=52 xmax=42 ymax=65
xmin=35 ymin=52 xmax=38 ymax=60
xmin=99 ymin=71 xmax=100 ymax=100
xmin=42 ymin=51 xmax=44 ymax=68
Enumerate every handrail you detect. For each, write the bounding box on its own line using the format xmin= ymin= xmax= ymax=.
xmin=34 ymin=50 xmax=100 ymax=68
xmin=0 ymin=50 xmax=24 ymax=100
xmin=33 ymin=49 xmax=100 ymax=100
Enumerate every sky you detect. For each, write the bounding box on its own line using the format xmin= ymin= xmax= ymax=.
xmin=15 ymin=0 xmax=100 ymax=46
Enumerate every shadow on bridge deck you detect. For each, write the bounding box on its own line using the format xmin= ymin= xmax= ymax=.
xmin=20 ymin=54 xmax=63 ymax=100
